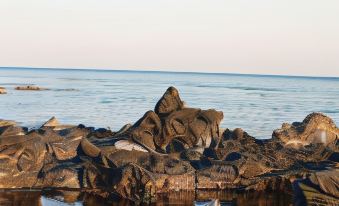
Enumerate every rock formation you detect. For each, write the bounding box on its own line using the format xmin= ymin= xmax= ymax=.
xmin=15 ymin=85 xmax=47 ymax=90
xmin=0 ymin=87 xmax=338 ymax=203
xmin=273 ymin=112 xmax=339 ymax=149
xmin=0 ymin=87 xmax=6 ymax=94
xmin=127 ymin=87 xmax=223 ymax=152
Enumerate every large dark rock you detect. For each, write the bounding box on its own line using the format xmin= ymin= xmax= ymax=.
xmin=121 ymin=87 xmax=224 ymax=153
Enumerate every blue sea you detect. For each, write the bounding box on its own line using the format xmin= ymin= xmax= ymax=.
xmin=0 ymin=67 xmax=338 ymax=139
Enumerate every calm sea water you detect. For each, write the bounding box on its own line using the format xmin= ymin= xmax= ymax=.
xmin=0 ymin=67 xmax=338 ymax=139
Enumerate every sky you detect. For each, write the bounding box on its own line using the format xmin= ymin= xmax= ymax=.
xmin=0 ymin=0 xmax=338 ymax=77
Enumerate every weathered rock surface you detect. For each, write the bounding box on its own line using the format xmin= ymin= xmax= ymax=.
xmin=0 ymin=87 xmax=338 ymax=202
xmin=293 ymin=169 xmax=339 ymax=205
xmin=273 ymin=112 xmax=339 ymax=149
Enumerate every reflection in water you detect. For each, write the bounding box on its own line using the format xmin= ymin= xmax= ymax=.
xmin=157 ymin=191 xmax=292 ymax=206
xmin=0 ymin=190 xmax=42 ymax=206
xmin=0 ymin=190 xmax=293 ymax=206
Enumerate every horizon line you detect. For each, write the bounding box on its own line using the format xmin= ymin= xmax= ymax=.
xmin=0 ymin=66 xmax=338 ymax=79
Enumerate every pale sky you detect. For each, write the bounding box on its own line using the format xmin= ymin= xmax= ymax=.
xmin=0 ymin=0 xmax=338 ymax=77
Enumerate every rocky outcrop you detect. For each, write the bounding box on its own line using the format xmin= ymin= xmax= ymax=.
xmin=0 ymin=119 xmax=16 ymax=127
xmin=0 ymin=87 xmax=6 ymax=94
xmin=116 ymin=87 xmax=223 ymax=153
xmin=15 ymin=85 xmax=47 ymax=90
xmin=0 ymin=87 xmax=338 ymax=202
xmin=273 ymin=112 xmax=338 ymax=149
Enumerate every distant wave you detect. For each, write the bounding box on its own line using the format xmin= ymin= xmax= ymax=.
xmin=57 ymin=77 xmax=111 ymax=82
xmin=320 ymin=110 xmax=339 ymax=114
xmin=197 ymin=84 xmax=284 ymax=92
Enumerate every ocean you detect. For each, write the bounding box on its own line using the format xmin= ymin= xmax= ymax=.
xmin=0 ymin=67 xmax=338 ymax=139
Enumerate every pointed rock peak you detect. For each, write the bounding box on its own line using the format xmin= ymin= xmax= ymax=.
xmin=42 ymin=116 xmax=60 ymax=127
xmin=166 ymin=86 xmax=180 ymax=97
xmin=154 ymin=86 xmax=184 ymax=117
